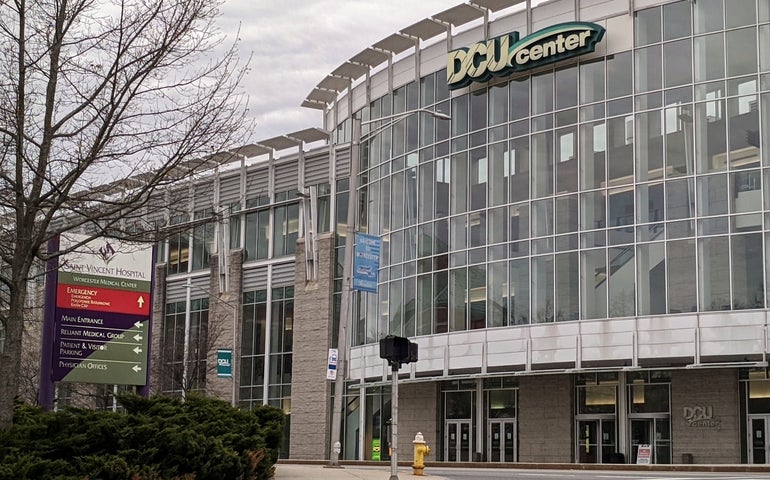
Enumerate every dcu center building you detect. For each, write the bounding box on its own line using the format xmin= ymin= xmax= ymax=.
xmin=143 ymin=0 xmax=770 ymax=467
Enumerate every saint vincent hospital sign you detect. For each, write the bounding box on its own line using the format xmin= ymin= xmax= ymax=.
xmin=447 ymin=22 xmax=605 ymax=90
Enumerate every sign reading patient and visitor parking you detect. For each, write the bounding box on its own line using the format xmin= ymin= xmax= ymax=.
xmin=447 ymin=22 xmax=605 ymax=90
xmin=50 ymin=233 xmax=154 ymax=385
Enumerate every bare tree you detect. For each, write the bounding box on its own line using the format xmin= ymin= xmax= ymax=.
xmin=0 ymin=0 xmax=251 ymax=429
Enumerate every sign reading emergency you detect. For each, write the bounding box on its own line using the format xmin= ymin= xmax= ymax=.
xmin=51 ymin=233 xmax=154 ymax=385
xmin=447 ymin=22 xmax=605 ymax=90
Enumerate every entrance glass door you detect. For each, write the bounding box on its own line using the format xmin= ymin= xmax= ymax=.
xmin=445 ymin=420 xmax=472 ymax=462
xmin=488 ymin=420 xmax=515 ymax=462
xmin=749 ymin=416 xmax=770 ymax=463
xmin=576 ymin=419 xmax=616 ymax=463
xmin=630 ymin=417 xmax=671 ymax=464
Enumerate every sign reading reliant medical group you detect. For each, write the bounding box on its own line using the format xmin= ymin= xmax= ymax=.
xmin=51 ymin=233 xmax=154 ymax=385
xmin=447 ymin=22 xmax=605 ymax=90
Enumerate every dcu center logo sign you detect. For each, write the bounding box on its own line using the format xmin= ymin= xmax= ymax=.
xmin=447 ymin=22 xmax=605 ymax=90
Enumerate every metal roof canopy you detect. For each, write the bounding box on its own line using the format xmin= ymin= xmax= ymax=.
xmin=260 ymin=135 xmax=300 ymax=151
xmin=470 ymin=0 xmax=527 ymax=12
xmin=372 ymin=33 xmax=415 ymax=54
xmin=318 ymin=75 xmax=349 ymax=92
xmin=331 ymin=61 xmax=369 ymax=79
xmin=231 ymin=144 xmax=271 ymax=159
xmin=287 ymin=127 xmax=330 ymax=144
xmin=433 ymin=4 xmax=485 ymax=27
xmin=400 ymin=18 xmax=446 ymax=40
xmin=301 ymin=99 xmax=327 ymax=110
xmin=350 ymin=48 xmax=390 ymax=67
xmin=306 ymin=87 xmax=337 ymax=104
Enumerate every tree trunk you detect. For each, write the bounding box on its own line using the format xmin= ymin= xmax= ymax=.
xmin=0 ymin=286 xmax=29 ymax=430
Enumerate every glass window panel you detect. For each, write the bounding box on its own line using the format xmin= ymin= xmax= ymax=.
xmin=697 ymin=173 xmax=728 ymax=216
xmin=667 ymin=239 xmax=697 ymax=313
xmin=663 ymin=1 xmax=691 ymax=41
xmin=435 ymin=218 xmax=449 ymax=254
xmin=580 ymin=60 xmax=605 ymax=104
xmin=469 ymin=265 xmax=486 ymax=329
xmin=510 ymin=137 xmax=530 ymax=203
xmin=727 ymin=96 xmax=761 ymax=169
xmin=532 ymin=72 xmax=554 ymax=114
xmin=694 ymin=33 xmax=724 ymax=83
xmin=608 ymin=116 xmax=634 ymax=186
xmin=694 ymin=0 xmax=723 ymax=34
xmin=665 ymin=104 xmax=694 ymax=177
xmin=666 ymin=178 xmax=694 ymax=220
xmin=469 ymin=211 xmax=486 ymax=248
xmin=510 ymin=203 xmax=530 ymax=242
xmin=609 ymin=246 xmax=635 ymax=317
xmin=418 ymin=163 xmax=434 ymax=223
xmin=607 ymin=51 xmax=633 ymax=99
xmin=760 ymin=27 xmax=770 ymax=76
xmin=532 ymin=198 xmax=553 ymax=238
xmin=391 ymin=171 xmax=405 ymax=230
xmin=510 ymin=77 xmax=530 ymax=120
xmin=436 ymin=157 xmax=450 ymax=218
xmin=557 ymin=128 xmax=578 ymax=193
xmin=637 ymin=242 xmax=667 ymax=315
xmin=695 ymin=99 xmax=727 ymax=173
xmin=635 ymin=7 xmax=661 ymax=46
xmin=490 ymin=83 xmax=508 ymax=126
xmin=733 ymin=233 xmax=764 ymax=309
xmin=450 ymin=268 xmax=468 ymax=331
xmin=510 ymin=258 xmax=530 ymax=325
xmin=580 ymin=122 xmax=606 ymax=190
xmin=556 ymin=194 xmax=578 ymax=234
xmin=636 ymin=45 xmax=662 ymax=93
xmin=532 ymin=131 xmax=554 ymax=198
xmin=417 ymin=275 xmax=432 ymax=336
xmin=451 ymin=214 xmax=468 ymax=250
xmin=698 ymin=236 xmax=731 ymax=311
xmin=532 ymin=255 xmax=555 ymax=323
xmin=452 ymin=95 xmax=469 ymax=136
xmin=403 ymin=277 xmax=416 ymax=337
xmin=555 ymin=252 xmax=579 ymax=321
xmin=389 ymin=280 xmax=403 ymax=336
xmin=556 ymin=66 xmax=578 ymax=109
xmin=451 ymin=152 xmax=468 ymax=215
xmin=420 ymin=74 xmax=435 ymax=107
xmin=636 ymin=110 xmax=665 ymax=181
xmin=405 ymin=167 xmax=418 ymax=227
xmin=609 ymin=188 xmax=635 ymax=228
xmin=664 ymin=39 xmax=692 ymax=88
xmin=582 ymin=248 xmax=607 ymax=319
xmin=434 ymin=271 xmax=449 ymax=333
xmin=726 ymin=0 xmax=756 ymax=28
xmin=727 ymin=28 xmax=758 ymax=78
xmin=487 ymin=262 xmax=507 ymax=328
xmin=762 ymin=0 xmax=770 ymax=22
xmin=489 ymin=206 xmax=508 ymax=245
xmin=470 ymin=89 xmax=487 ymax=132
xmin=488 ymin=142 xmax=508 ymax=207
xmin=731 ymin=169 xmax=762 ymax=214
xmin=581 ymin=190 xmax=606 ymax=230
xmin=764 ymin=93 xmax=770 ymax=167
xmin=470 ymin=147 xmax=488 ymax=211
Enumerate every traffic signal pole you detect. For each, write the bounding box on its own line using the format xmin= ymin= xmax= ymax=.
xmin=389 ymin=361 xmax=399 ymax=480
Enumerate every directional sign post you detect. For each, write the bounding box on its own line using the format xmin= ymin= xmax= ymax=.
xmin=48 ymin=233 xmax=154 ymax=386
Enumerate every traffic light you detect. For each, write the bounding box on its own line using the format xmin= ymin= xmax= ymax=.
xmin=379 ymin=335 xmax=418 ymax=366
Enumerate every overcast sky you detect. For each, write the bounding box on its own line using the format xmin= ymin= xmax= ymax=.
xmin=217 ymin=0 xmax=457 ymax=143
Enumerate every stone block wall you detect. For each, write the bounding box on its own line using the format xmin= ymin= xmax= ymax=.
xmin=397 ymin=382 xmax=439 ymax=463
xmin=518 ymin=374 xmax=573 ymax=463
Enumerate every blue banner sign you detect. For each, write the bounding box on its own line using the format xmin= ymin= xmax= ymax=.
xmin=352 ymin=233 xmax=380 ymax=293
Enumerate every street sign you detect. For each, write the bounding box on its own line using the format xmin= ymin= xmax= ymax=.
xmin=636 ymin=444 xmax=652 ymax=464
xmin=217 ymin=349 xmax=233 ymax=378
xmin=51 ymin=233 xmax=154 ymax=385
xmin=327 ymin=348 xmax=338 ymax=380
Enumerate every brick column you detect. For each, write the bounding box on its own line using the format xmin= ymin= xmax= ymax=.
xmin=518 ymin=374 xmax=573 ymax=463
xmin=289 ymin=233 xmax=335 ymax=459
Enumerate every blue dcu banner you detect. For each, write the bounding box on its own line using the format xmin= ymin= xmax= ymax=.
xmin=352 ymin=233 xmax=381 ymax=293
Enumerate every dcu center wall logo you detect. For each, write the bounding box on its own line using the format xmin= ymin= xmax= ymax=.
xmin=447 ymin=22 xmax=605 ymax=90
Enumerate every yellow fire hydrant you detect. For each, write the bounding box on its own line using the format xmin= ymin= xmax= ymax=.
xmin=412 ymin=432 xmax=430 ymax=476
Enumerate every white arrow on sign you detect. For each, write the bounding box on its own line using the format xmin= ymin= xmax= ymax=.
xmin=132 ymin=365 xmax=142 ymax=373
xmin=133 ymin=334 xmax=143 ymax=342
xmin=133 ymin=347 xmax=143 ymax=354
xmin=137 ymin=296 xmax=145 ymax=308
xmin=133 ymin=321 xmax=144 ymax=329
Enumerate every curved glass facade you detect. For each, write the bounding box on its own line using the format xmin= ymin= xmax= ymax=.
xmin=351 ymin=0 xmax=770 ymax=346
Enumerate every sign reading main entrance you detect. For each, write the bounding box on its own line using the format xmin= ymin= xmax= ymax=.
xmin=447 ymin=22 xmax=605 ymax=90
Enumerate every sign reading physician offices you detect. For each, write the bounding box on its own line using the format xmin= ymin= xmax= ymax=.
xmin=447 ymin=22 xmax=605 ymax=90
xmin=50 ymin=233 xmax=154 ymax=385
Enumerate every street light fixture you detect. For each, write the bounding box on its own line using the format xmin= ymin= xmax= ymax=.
xmin=327 ymin=108 xmax=450 ymax=479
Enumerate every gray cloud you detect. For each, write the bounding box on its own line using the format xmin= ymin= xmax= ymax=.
xmin=218 ymin=0 xmax=456 ymax=142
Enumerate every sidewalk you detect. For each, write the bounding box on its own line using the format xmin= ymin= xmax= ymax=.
xmin=273 ymin=464 xmax=449 ymax=480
